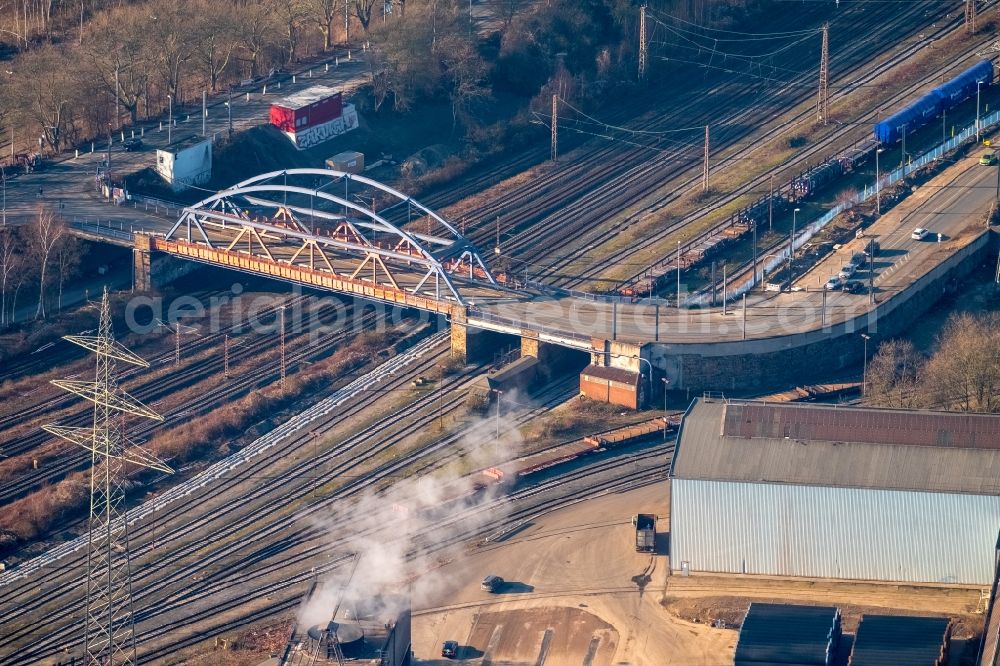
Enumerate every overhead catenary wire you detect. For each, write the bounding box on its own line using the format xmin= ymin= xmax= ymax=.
xmin=650 ymin=22 xmax=818 ymax=63
xmin=645 ymin=8 xmax=822 ymax=39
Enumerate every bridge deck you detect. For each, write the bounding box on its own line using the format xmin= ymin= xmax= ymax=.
xmin=474 ymin=153 xmax=997 ymax=346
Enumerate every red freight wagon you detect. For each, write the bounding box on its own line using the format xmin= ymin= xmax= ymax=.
xmin=269 ymin=85 xmax=343 ymax=134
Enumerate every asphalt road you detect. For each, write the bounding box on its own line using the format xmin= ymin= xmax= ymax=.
xmin=1 ymin=49 xmax=369 ymax=228
xmin=478 ymin=153 xmax=999 ymax=344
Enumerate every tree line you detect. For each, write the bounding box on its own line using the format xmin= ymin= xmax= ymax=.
xmin=0 ymin=0 xmax=766 ymax=159
xmin=0 ymin=207 xmax=84 ymax=326
xmin=865 ymin=312 xmax=1000 ymax=413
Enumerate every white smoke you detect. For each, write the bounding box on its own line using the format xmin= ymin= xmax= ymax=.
xmin=297 ymin=386 xmax=532 ymax=627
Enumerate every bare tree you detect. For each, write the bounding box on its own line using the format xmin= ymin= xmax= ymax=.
xmin=439 ymin=33 xmax=490 ymax=130
xmin=9 ymin=44 xmax=82 ymax=153
xmin=922 ymin=312 xmax=1000 ymax=412
xmin=271 ymin=0 xmax=311 ymax=65
xmin=367 ymin=50 xmax=391 ymax=113
xmin=352 ymin=0 xmax=378 ymax=32
xmin=486 ymin=0 xmax=528 ymax=31
xmin=236 ymin=1 xmax=279 ymax=78
xmin=147 ymin=2 xmax=196 ymax=102
xmin=30 ymin=206 xmax=64 ymax=320
xmin=865 ymin=338 xmax=924 ymax=409
xmin=304 ymin=0 xmax=343 ymax=50
xmin=0 ymin=228 xmax=23 ymax=328
xmin=191 ymin=4 xmax=239 ymax=92
xmin=83 ymin=7 xmax=150 ymax=124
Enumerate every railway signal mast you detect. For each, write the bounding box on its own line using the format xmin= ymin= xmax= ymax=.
xmin=638 ymin=5 xmax=648 ymax=80
xmin=702 ymin=125 xmax=710 ymax=191
xmin=817 ymin=23 xmax=829 ymax=124
xmin=965 ymin=0 xmax=977 ymax=35
xmin=279 ymin=305 xmax=287 ymax=390
xmin=551 ymin=94 xmax=559 ymax=162
xmin=44 ymin=288 xmax=172 ymax=666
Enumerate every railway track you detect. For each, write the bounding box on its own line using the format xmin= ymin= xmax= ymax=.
xmin=378 ymin=3 xmax=836 ymax=241
xmin=0 ymin=295 xmax=389 ymax=503
xmin=133 ymin=439 xmax=670 ymax=662
xmin=0 ymin=346 xmax=581 ymax=661
xmin=0 ymin=332 xmax=459 ymax=599
xmin=557 ymin=24 xmax=1000 ymax=295
xmin=0 ymin=336 xmax=458 ymax=648
xmin=440 ymin=5 xmax=894 ymax=245
xmin=11 ymin=423 xmax=664 ymax=663
xmin=521 ymin=6 xmax=984 ymax=291
xmin=404 ymin=3 xmax=975 ymax=296
xmin=0 ymin=289 xmax=307 ymax=432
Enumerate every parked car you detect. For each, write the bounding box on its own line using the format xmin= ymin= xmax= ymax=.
xmin=123 ymin=137 xmax=143 ymax=152
xmin=442 ymin=640 xmax=459 ymax=658
xmin=838 ymin=264 xmax=857 ymax=280
xmin=849 ymin=251 xmax=868 ymax=268
xmin=481 ymin=575 xmax=504 ymax=593
xmin=911 ymin=227 xmax=929 ymax=240
xmin=980 ymin=152 xmax=998 ymax=166
xmin=824 ymin=276 xmax=843 ymax=291
xmin=843 ymin=280 xmax=867 ymax=294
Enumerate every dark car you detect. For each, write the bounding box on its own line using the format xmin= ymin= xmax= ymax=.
xmin=442 ymin=640 xmax=459 ymax=658
xmin=481 ymin=574 xmax=504 ymax=593
xmin=843 ymin=280 xmax=867 ymax=294
xmin=123 ymin=137 xmax=143 ymax=152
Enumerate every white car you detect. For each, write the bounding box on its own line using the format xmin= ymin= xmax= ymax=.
xmin=824 ymin=276 xmax=843 ymax=290
xmin=911 ymin=227 xmax=929 ymax=240
xmin=838 ymin=264 xmax=856 ymax=280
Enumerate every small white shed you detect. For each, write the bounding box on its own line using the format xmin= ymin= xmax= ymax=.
xmin=156 ymin=137 xmax=212 ymax=191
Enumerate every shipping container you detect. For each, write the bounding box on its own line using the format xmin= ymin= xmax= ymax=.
xmin=326 ymin=150 xmax=365 ymax=174
xmin=269 ymin=85 xmax=343 ymax=133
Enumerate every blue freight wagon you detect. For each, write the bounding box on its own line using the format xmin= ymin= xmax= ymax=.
xmin=932 ymin=59 xmax=994 ymax=107
xmin=874 ymin=59 xmax=995 ymax=145
xmin=873 ymin=92 xmax=940 ymax=144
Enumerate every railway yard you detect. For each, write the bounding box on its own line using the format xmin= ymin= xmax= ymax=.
xmin=1 ymin=1 xmax=1000 ymax=665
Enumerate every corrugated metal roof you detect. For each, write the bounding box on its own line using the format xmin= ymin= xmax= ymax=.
xmin=980 ymin=543 xmax=1000 ymax=666
xmin=672 ymin=399 xmax=1000 ymax=495
xmin=735 ymin=603 xmax=839 ymax=665
xmin=670 ymin=479 xmax=1000 ymax=584
xmin=849 ymin=615 xmax=950 ymax=666
xmin=723 ymin=402 xmax=1000 ymax=448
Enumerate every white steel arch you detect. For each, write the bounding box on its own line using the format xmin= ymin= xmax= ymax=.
xmin=164 ymin=169 xmax=496 ymax=304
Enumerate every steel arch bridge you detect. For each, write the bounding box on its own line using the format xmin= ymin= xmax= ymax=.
xmin=156 ymin=168 xmax=499 ymax=308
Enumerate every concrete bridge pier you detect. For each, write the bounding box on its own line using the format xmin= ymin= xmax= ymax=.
xmin=519 ymin=334 xmax=587 ymax=380
xmin=133 ymin=233 xmax=200 ymax=293
xmin=449 ymin=312 xmax=516 ymax=364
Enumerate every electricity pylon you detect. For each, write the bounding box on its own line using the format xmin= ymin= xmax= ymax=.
xmin=44 ymin=288 xmax=172 ymax=666
xmin=817 ymin=23 xmax=829 ymax=124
